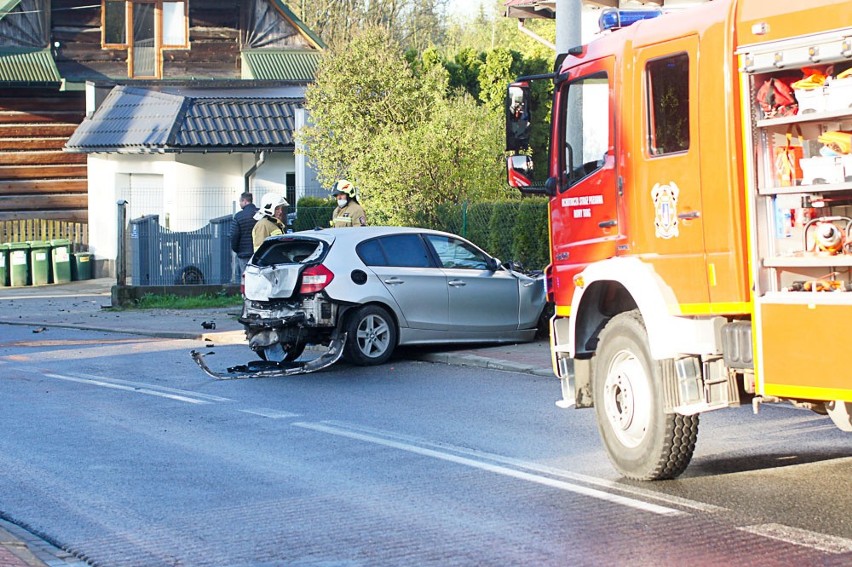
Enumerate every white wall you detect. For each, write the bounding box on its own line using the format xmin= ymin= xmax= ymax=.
xmin=87 ymin=152 xmax=296 ymax=268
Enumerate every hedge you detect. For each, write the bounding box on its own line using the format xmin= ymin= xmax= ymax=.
xmin=294 ymin=197 xmax=550 ymax=270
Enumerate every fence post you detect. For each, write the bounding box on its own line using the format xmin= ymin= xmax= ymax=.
xmin=461 ymin=201 xmax=468 ymax=238
xmin=116 ymin=200 xmax=127 ymax=286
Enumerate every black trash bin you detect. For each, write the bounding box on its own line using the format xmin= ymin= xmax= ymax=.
xmin=72 ymin=252 xmax=93 ymax=281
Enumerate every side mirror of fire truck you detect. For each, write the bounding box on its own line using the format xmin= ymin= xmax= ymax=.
xmin=505 ymin=83 xmax=531 ymax=152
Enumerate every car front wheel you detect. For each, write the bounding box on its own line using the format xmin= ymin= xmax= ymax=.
xmin=344 ymin=305 xmax=397 ymax=366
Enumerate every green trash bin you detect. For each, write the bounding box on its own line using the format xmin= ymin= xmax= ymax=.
xmin=49 ymin=239 xmax=72 ymax=284
xmin=28 ymin=240 xmax=50 ymax=286
xmin=71 ymin=252 xmax=93 ymax=281
xmin=0 ymin=243 xmax=8 ymax=287
xmin=8 ymin=242 xmax=29 ymax=287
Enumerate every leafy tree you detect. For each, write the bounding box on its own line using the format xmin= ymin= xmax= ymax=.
xmin=300 ymin=26 xmax=515 ymax=227
xmin=291 ymin=0 xmax=449 ymax=50
xmin=300 ymin=27 xmax=432 ymax=185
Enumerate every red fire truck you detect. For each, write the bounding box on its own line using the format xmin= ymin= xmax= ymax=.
xmin=505 ymin=0 xmax=852 ymax=480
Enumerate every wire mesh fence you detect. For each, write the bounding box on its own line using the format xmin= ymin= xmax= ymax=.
xmin=123 ymin=186 xmax=550 ymax=286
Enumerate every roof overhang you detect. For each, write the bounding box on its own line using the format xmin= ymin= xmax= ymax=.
xmin=241 ymin=49 xmax=321 ymax=81
xmin=0 ymin=47 xmax=61 ymax=87
xmin=65 ymin=85 xmax=303 ymax=154
xmin=504 ymin=0 xmax=556 ymax=19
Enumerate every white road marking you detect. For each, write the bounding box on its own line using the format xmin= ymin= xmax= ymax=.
xmin=239 ymin=408 xmax=300 ymax=419
xmin=67 ymin=373 xmax=233 ymax=402
xmin=739 ymin=523 xmax=852 ymax=554
xmin=321 ymin=421 xmax=727 ymax=514
xmin=294 ymin=420 xmax=686 ymax=517
xmin=43 ymin=373 xmax=213 ymax=405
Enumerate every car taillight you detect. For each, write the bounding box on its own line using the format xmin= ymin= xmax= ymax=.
xmin=299 ymin=264 xmax=334 ymax=294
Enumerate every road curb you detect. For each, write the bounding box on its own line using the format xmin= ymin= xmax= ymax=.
xmin=412 ymin=351 xmax=552 ymax=377
xmin=0 ymin=519 xmax=86 ymax=567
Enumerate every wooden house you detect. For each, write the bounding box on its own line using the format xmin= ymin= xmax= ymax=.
xmin=0 ymin=0 xmax=325 ymax=273
xmin=0 ymin=0 xmax=324 ymax=218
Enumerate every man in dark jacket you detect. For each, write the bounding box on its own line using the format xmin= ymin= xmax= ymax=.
xmin=231 ymin=192 xmax=259 ymax=274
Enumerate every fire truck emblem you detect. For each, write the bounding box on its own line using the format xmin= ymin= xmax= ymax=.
xmin=652 ymin=182 xmax=680 ymax=239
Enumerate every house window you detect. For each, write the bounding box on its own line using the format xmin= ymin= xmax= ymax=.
xmin=102 ymin=0 xmax=189 ymax=78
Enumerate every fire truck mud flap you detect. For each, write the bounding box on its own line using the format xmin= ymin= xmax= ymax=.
xmin=190 ymin=334 xmax=346 ymax=380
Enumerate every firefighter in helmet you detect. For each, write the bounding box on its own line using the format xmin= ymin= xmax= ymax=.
xmin=252 ymin=193 xmax=289 ymax=250
xmin=330 ymin=179 xmax=367 ymax=228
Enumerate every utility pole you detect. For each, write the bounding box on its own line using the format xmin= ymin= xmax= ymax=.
xmin=556 ymin=0 xmax=583 ymax=54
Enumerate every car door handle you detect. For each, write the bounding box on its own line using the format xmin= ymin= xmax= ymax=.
xmin=448 ymin=279 xmax=466 ymax=287
xmin=383 ymin=277 xmax=404 ymax=285
xmin=598 ymin=219 xmax=617 ymax=228
xmin=678 ymin=211 xmax=700 ymax=220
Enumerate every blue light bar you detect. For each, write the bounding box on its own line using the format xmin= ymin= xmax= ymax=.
xmin=598 ymin=8 xmax=662 ymax=32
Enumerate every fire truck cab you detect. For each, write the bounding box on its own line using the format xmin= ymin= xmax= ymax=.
xmin=506 ymin=0 xmax=852 ymax=480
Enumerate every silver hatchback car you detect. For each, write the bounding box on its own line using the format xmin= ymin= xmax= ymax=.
xmin=241 ymin=226 xmax=547 ymax=366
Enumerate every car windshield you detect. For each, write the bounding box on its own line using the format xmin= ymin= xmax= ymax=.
xmin=254 ymin=238 xmax=324 ymax=267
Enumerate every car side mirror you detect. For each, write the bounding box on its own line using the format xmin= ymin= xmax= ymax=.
xmin=487 ymin=257 xmax=500 ymax=271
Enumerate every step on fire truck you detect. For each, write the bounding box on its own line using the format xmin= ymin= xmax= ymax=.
xmin=505 ymin=0 xmax=852 ymax=480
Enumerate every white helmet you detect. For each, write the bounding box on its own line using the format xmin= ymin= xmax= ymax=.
xmin=255 ymin=193 xmax=289 ymax=219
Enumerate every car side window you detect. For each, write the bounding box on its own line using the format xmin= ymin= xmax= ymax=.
xmin=356 ymin=239 xmax=387 ymax=266
xmin=381 ymin=235 xmax=433 ymax=267
xmin=358 ymin=234 xmax=433 ymax=268
xmin=425 ymin=235 xmax=489 ymax=270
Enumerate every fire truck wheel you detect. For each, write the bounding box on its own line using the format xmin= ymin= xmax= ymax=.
xmin=593 ymin=310 xmax=699 ymax=480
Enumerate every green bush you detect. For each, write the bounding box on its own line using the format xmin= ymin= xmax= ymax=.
xmin=293 ymin=197 xmax=335 ymax=231
xmin=288 ymin=199 xmax=551 ymax=271
xmin=511 ymin=198 xmax=549 ymax=270
xmin=465 ymin=202 xmax=496 ymax=249
xmin=487 ymin=204 xmax=518 ymax=263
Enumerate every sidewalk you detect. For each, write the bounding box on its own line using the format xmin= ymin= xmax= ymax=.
xmin=0 ymin=278 xmax=553 ymax=565
xmin=0 ymin=278 xmax=554 ymax=376
xmin=0 ymin=519 xmax=85 ymax=567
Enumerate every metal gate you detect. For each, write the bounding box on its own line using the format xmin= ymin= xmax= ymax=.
xmin=130 ymin=215 xmax=234 ymax=285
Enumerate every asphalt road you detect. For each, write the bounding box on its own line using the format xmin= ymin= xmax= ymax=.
xmin=0 ymin=325 xmax=850 ymax=566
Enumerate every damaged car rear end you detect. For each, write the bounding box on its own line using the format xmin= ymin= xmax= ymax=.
xmin=241 ymin=233 xmax=340 ymax=363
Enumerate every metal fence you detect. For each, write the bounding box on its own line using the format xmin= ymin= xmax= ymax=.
xmin=292 ymin=200 xmax=550 ymax=270
xmin=122 ymin=185 xmax=550 ymax=286
xmin=130 ymin=215 xmax=236 ymax=286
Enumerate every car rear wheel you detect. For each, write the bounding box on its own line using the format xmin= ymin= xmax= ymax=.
xmin=344 ymin=305 xmax=397 ymax=366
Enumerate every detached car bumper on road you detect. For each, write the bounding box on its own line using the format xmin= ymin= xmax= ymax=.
xmin=241 ymin=226 xmax=548 ymax=366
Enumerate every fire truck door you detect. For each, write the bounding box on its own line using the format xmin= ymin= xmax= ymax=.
xmin=632 ymin=36 xmax=710 ymax=308
xmin=549 ymin=58 xmax=619 ymax=308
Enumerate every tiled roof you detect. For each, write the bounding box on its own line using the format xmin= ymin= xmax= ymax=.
xmin=176 ymin=98 xmax=297 ymax=147
xmin=0 ymin=48 xmax=61 ymax=85
xmin=242 ymin=49 xmax=321 ymax=81
xmin=65 ymin=85 xmax=302 ymax=153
